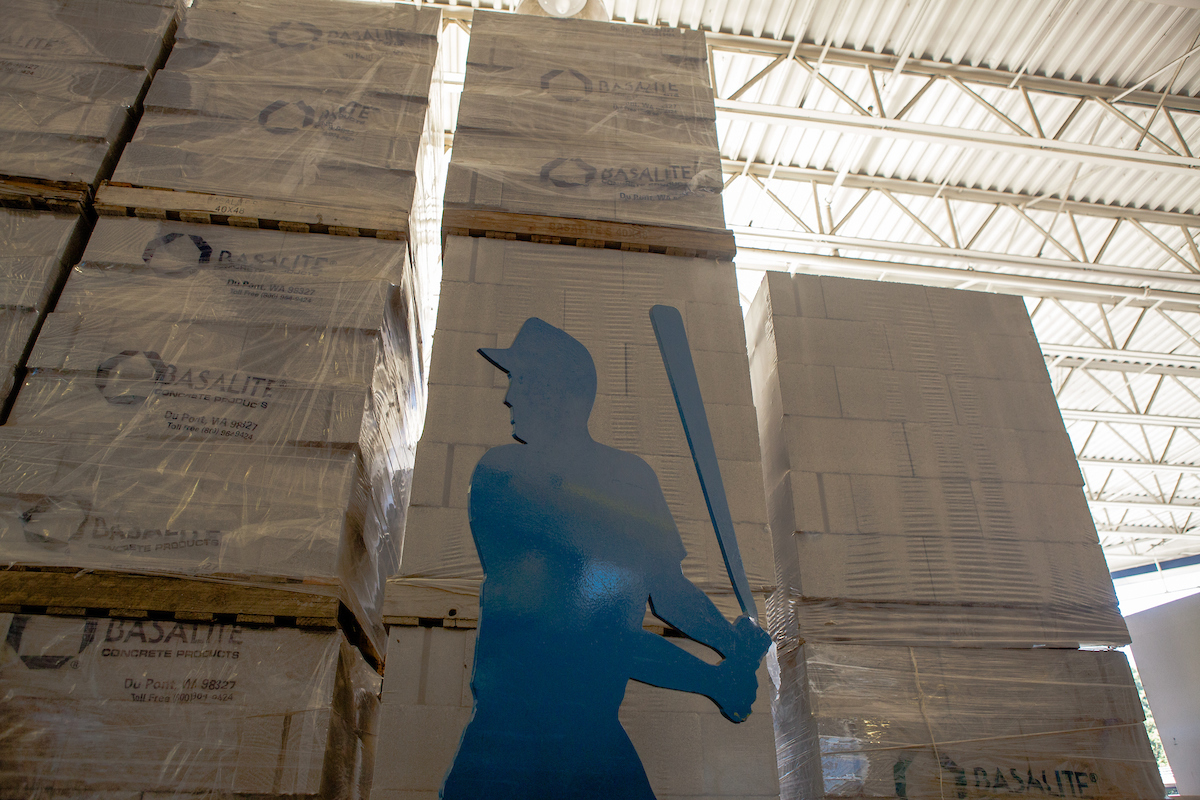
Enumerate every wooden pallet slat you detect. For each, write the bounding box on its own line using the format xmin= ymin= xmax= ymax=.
xmin=0 ymin=175 xmax=92 ymax=214
xmin=443 ymin=208 xmax=738 ymax=260
xmin=95 ymin=181 xmax=409 ymax=240
xmin=0 ymin=568 xmax=342 ymax=629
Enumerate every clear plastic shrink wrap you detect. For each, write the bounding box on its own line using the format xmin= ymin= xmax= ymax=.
xmin=389 ymin=236 xmax=772 ymax=622
xmin=0 ymin=0 xmax=175 ymax=186
xmin=746 ymin=271 xmax=1128 ymax=649
xmin=446 ymin=11 xmax=726 ymax=233
xmin=0 ymin=613 xmax=380 ymax=799
xmin=0 ymin=208 xmax=87 ymax=405
xmin=772 ymin=642 xmax=1164 ymax=800
xmin=1 ymin=218 xmax=426 ymax=657
xmin=113 ymin=0 xmax=444 ymax=223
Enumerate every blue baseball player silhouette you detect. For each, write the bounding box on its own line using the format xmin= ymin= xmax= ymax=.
xmin=441 ymin=317 xmax=771 ymax=800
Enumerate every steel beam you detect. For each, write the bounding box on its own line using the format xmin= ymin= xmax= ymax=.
xmin=735 ymin=248 xmax=1200 ymax=308
xmin=723 ymin=161 xmax=1200 ymax=228
xmin=1089 ymin=498 xmax=1200 ymax=514
xmin=1066 ymin=411 xmax=1200 ymax=429
xmin=717 ymin=98 xmax=1200 ymax=176
xmin=1080 ymin=458 xmax=1200 ymax=476
xmin=732 ymin=226 xmax=1200 ymax=290
xmin=1040 ymin=344 xmax=1200 ymax=370
xmin=704 ymin=33 xmax=1200 ymax=115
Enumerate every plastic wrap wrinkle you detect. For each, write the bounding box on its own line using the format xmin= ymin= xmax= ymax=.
xmin=0 ymin=614 xmax=380 ymax=799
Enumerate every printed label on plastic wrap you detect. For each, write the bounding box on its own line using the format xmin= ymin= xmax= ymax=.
xmin=13 ymin=369 xmax=370 ymax=446
xmin=143 ymin=73 xmax=429 ymax=153
xmin=0 ymin=427 xmax=365 ymax=579
xmin=84 ymin=216 xmax=408 ymax=283
xmin=0 ymin=491 xmax=350 ymax=578
xmin=0 ymin=614 xmax=379 ymax=796
xmin=446 ymin=133 xmax=726 ymax=229
xmin=29 ymin=312 xmax=383 ymax=385
xmin=179 ymin=1 xmax=440 ymax=57
xmin=164 ymin=37 xmax=437 ymax=92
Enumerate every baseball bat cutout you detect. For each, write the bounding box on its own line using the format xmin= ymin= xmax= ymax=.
xmin=650 ymin=304 xmax=757 ymax=624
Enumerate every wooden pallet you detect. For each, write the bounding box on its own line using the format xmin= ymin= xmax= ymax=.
xmin=443 ymin=208 xmax=737 ymax=260
xmin=0 ymin=567 xmax=341 ymax=628
xmin=95 ymin=181 xmax=409 ymax=240
xmin=0 ymin=175 xmax=91 ymax=215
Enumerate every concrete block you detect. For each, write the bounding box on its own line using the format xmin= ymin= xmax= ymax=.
xmin=775 ymin=362 xmax=841 ymax=419
xmin=792 ymin=531 xmax=1117 ymax=607
xmin=819 ymin=274 xmax=931 ymax=323
xmin=434 ymin=281 xmax=502 ymax=334
xmin=678 ymin=517 xmax=775 ymax=594
xmin=383 ymin=626 xmax=475 ymax=708
xmin=975 ymin=480 xmax=1100 ymax=544
xmin=699 ymin=711 xmax=780 ymax=796
xmin=903 ymin=422 xmax=1082 ymax=485
xmin=659 ymin=260 xmax=740 ymax=307
xmin=619 ymin=710 xmax=706 ymax=796
xmin=947 ymin=374 xmax=1064 ymax=432
xmin=422 ymin=383 xmax=511 ymax=449
xmin=833 ymin=366 xmax=954 ymax=423
xmin=396 ymin=505 xmax=482 ymax=581
xmin=771 ymin=315 xmax=891 ymax=370
xmin=887 ymin=325 xmax=1049 ymax=383
xmin=783 ymin=416 xmax=913 ymax=478
xmin=684 ymin=301 xmax=749 ymax=354
xmin=783 ymin=471 xmax=826 ymax=534
xmin=372 ymin=705 xmax=472 ymax=792
xmin=409 ymin=440 xmax=450 ymax=508
xmin=708 ymin=404 xmax=764 ymax=463
xmin=428 ymin=329 xmax=503 ymax=388
xmin=443 ymin=236 xmax=506 ymax=285
xmin=925 ymin=283 xmax=1035 ymax=339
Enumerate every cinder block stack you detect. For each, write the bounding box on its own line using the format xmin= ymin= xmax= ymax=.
xmin=442 ymin=11 xmax=732 ymax=256
xmin=745 ymin=272 xmax=1163 ymax=799
xmin=0 ymin=208 xmax=88 ymax=414
xmin=0 ymin=1 xmax=443 ymax=796
xmin=0 ymin=612 xmax=380 ymax=799
xmin=0 ymin=0 xmax=176 ymax=208
xmin=1 ymin=217 xmax=424 ymax=664
xmin=105 ymin=0 xmax=444 ymax=313
xmin=376 ymin=12 xmax=778 ymax=800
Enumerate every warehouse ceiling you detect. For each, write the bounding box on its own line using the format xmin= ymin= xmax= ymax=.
xmin=425 ymin=0 xmax=1200 ymax=575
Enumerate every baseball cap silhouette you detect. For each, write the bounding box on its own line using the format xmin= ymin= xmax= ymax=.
xmin=479 ymin=318 xmax=596 ymax=398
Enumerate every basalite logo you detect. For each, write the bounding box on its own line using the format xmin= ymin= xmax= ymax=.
xmin=141 ymin=232 xmax=212 ymax=277
xmin=540 ymin=158 xmax=597 ymax=188
xmin=540 ymin=68 xmax=591 ymax=102
xmin=95 ymin=350 xmax=168 ymax=406
xmin=6 ymin=615 xmax=97 ymax=670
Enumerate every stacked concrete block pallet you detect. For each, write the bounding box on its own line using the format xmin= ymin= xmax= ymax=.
xmin=376 ymin=12 xmax=779 ymax=800
xmin=0 ymin=3 xmax=442 ymax=794
xmin=0 ymin=0 xmax=177 ymax=212
xmin=442 ymin=10 xmax=734 ymax=259
xmin=745 ymin=271 xmax=1163 ymax=799
xmin=96 ymin=0 xmax=446 ymax=318
xmin=0 ymin=221 xmax=425 ymax=799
